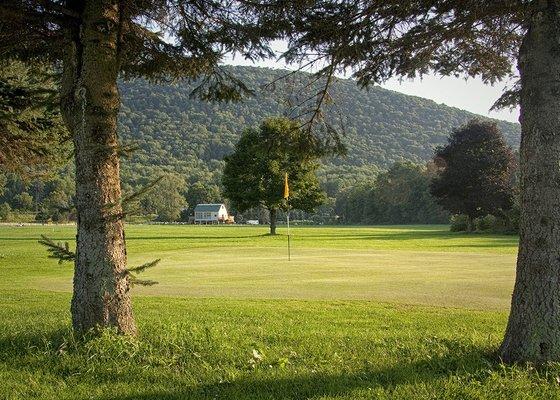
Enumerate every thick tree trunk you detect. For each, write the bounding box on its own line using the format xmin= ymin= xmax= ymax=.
xmin=269 ymin=208 xmax=277 ymax=235
xmin=500 ymin=1 xmax=560 ymax=362
xmin=61 ymin=1 xmax=135 ymax=335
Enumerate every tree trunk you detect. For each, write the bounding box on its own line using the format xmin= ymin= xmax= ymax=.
xmin=60 ymin=1 xmax=136 ymax=335
xmin=269 ymin=208 xmax=277 ymax=235
xmin=466 ymin=215 xmax=474 ymax=232
xmin=500 ymin=1 xmax=560 ymax=362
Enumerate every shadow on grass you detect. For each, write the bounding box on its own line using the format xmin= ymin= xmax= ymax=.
xmin=0 ymin=328 xmax=514 ymax=399
xmin=302 ymin=231 xmax=518 ymax=243
xmin=88 ymin=346 xmax=497 ymax=400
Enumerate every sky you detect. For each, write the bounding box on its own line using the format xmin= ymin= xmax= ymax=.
xmin=224 ymin=44 xmax=520 ymax=124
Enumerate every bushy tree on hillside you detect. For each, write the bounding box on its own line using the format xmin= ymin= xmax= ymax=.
xmin=335 ymin=161 xmax=447 ymax=225
xmin=430 ymin=120 xmax=516 ymax=231
xmin=223 ymin=117 xmax=326 ymax=235
xmin=184 ymin=182 xmax=221 ymax=212
xmin=139 ymin=175 xmax=187 ymax=222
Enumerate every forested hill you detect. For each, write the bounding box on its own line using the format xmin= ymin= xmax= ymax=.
xmin=118 ymin=65 xmax=520 ymax=186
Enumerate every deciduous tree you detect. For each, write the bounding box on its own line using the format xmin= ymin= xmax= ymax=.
xmin=223 ymin=117 xmax=326 ymax=235
xmin=430 ymin=120 xmax=516 ymax=231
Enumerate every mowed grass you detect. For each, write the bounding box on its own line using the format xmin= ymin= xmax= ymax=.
xmin=2 ymin=224 xmax=518 ymax=309
xmin=4 ymin=224 xmax=560 ymax=399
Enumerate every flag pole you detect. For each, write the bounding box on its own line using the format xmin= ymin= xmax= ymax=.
xmin=287 ymin=199 xmax=291 ymax=261
xmin=284 ymin=172 xmax=291 ymax=261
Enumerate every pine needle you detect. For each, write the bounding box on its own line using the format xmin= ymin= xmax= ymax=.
xmin=38 ymin=235 xmax=75 ymax=264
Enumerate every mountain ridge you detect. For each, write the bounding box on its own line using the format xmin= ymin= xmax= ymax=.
xmin=117 ymin=65 xmax=520 ymax=190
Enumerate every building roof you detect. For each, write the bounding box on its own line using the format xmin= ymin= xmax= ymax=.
xmin=194 ymin=203 xmax=225 ymax=212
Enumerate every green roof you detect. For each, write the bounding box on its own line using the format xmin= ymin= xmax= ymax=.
xmin=194 ymin=204 xmax=224 ymax=212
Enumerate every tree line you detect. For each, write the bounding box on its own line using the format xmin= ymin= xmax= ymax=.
xmin=0 ymin=118 xmax=518 ymax=235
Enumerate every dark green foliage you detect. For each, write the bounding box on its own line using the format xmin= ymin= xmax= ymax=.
xmin=430 ymin=120 xmax=516 ymax=228
xmin=450 ymin=215 xmax=470 ymax=232
xmin=335 ymin=161 xmax=448 ymax=225
xmin=223 ymin=117 xmax=326 ymax=215
xmin=0 ymin=59 xmax=69 ymax=175
xmin=118 ymin=66 xmax=520 ymax=176
xmin=184 ymin=182 xmax=222 ymax=212
xmin=136 ymin=175 xmax=187 ymax=222
xmin=0 ymin=202 xmax=11 ymax=221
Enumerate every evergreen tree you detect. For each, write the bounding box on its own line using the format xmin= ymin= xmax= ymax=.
xmin=430 ymin=120 xmax=516 ymax=231
xmin=284 ymin=0 xmax=560 ymax=363
xmin=0 ymin=59 xmax=69 ymax=176
xmin=0 ymin=0 xmax=282 ymax=335
xmin=223 ymin=117 xmax=326 ymax=235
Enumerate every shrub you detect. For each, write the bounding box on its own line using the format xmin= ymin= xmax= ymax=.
xmin=476 ymin=215 xmax=497 ymax=231
xmin=0 ymin=203 xmax=11 ymax=221
xmin=35 ymin=209 xmax=51 ymax=223
xmin=450 ymin=214 xmax=470 ymax=232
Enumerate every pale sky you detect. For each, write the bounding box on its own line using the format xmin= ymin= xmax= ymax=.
xmin=224 ymin=43 xmax=520 ymax=124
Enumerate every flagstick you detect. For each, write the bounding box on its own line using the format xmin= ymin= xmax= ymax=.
xmin=287 ymin=199 xmax=291 ymax=261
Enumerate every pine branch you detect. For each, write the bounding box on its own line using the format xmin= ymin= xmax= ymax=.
xmin=104 ymin=176 xmax=164 ymax=221
xmin=38 ymin=235 xmax=75 ymax=264
xmin=126 ymin=259 xmax=161 ymax=287
xmin=127 ymin=259 xmax=161 ymax=274
xmin=129 ymin=276 xmax=159 ymax=287
xmin=116 ymin=143 xmax=140 ymax=159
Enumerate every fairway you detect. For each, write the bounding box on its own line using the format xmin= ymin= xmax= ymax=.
xmin=8 ymin=224 xmax=558 ymax=400
xmin=1 ymin=224 xmax=518 ymax=309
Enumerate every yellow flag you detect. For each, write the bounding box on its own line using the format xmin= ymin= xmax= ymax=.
xmin=283 ymin=173 xmax=289 ymax=199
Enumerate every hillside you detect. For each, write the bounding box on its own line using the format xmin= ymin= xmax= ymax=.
xmin=0 ymin=66 xmax=521 ymax=223
xmin=118 ymin=65 xmax=520 ymax=188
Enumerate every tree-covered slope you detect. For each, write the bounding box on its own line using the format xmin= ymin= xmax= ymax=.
xmin=118 ymin=65 xmax=520 ymax=185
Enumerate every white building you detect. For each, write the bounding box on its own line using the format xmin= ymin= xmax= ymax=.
xmin=194 ymin=203 xmax=229 ymax=224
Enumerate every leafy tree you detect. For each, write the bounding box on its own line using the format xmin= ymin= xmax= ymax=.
xmin=139 ymin=175 xmax=187 ymax=222
xmin=0 ymin=59 xmax=69 ymax=176
xmin=0 ymin=203 xmax=11 ymax=221
xmin=13 ymin=192 xmax=34 ymax=211
xmin=184 ymin=182 xmax=221 ymax=212
xmin=376 ymin=162 xmax=448 ymax=224
xmin=284 ymin=0 xmax=560 ymax=362
xmin=430 ymin=120 xmax=516 ymax=231
xmin=1 ymin=0 xmax=282 ymax=335
xmin=223 ymin=117 xmax=326 ymax=234
xmin=334 ymin=161 xmax=447 ymax=225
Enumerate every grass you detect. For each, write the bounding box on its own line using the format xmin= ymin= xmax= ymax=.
xmin=4 ymin=224 xmax=560 ymax=399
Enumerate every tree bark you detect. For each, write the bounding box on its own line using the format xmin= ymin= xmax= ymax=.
xmin=500 ymin=1 xmax=560 ymax=362
xmin=269 ymin=208 xmax=277 ymax=235
xmin=60 ymin=1 xmax=135 ymax=335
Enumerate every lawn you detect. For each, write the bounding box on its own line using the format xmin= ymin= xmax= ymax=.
xmin=4 ymin=224 xmax=560 ymax=400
